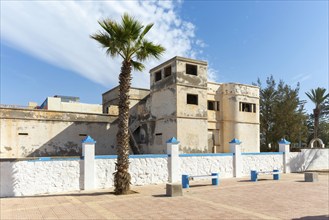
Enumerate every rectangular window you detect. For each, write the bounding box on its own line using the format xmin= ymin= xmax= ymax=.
xmin=155 ymin=70 xmax=162 ymax=82
xmin=186 ymin=64 xmax=197 ymax=76
xmin=208 ymin=101 xmax=215 ymax=110
xmin=208 ymin=101 xmax=220 ymax=111
xmin=187 ymin=94 xmax=198 ymax=105
xmin=164 ymin=66 xmax=171 ymax=77
xmin=239 ymin=102 xmax=256 ymax=113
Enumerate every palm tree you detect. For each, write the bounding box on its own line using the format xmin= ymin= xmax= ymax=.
xmin=305 ymin=87 xmax=329 ymax=139
xmin=91 ymin=13 xmax=165 ymax=195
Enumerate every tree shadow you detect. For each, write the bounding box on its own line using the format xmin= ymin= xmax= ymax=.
xmin=288 ymin=149 xmax=321 ymax=172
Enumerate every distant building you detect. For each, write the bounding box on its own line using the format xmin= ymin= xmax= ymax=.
xmin=0 ymin=56 xmax=259 ymax=158
xmin=38 ymin=95 xmax=102 ymax=114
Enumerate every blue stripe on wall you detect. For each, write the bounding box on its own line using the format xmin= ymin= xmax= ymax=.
xmin=179 ymin=153 xmax=233 ymax=157
xmin=242 ymin=152 xmax=284 ymax=156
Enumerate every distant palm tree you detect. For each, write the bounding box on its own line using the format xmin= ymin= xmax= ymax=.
xmin=91 ymin=13 xmax=165 ymax=195
xmin=305 ymin=87 xmax=329 ymax=139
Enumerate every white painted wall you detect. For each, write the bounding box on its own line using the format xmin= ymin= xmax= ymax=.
xmin=180 ymin=155 xmax=234 ymax=178
xmin=242 ymin=153 xmax=284 ymax=175
xmin=0 ymin=160 xmax=81 ymax=197
xmin=1 ymin=149 xmax=328 ymax=197
xmin=288 ymin=149 xmax=329 ymax=172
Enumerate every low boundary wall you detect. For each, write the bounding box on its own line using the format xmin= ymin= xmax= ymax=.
xmin=1 ymin=149 xmax=328 ymax=197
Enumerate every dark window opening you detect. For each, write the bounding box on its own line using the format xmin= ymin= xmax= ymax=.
xmin=187 ymin=94 xmax=198 ymax=105
xmin=155 ymin=70 xmax=162 ymax=82
xmin=18 ymin=133 xmax=28 ymax=136
xmin=240 ymin=102 xmax=256 ymax=113
xmin=79 ymin=134 xmax=87 ymax=136
xmin=208 ymin=101 xmax=220 ymax=111
xmin=186 ymin=64 xmax=197 ymax=76
xmin=208 ymin=101 xmax=215 ymax=110
xmin=164 ymin=66 xmax=171 ymax=77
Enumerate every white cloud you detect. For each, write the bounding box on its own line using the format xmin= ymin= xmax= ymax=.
xmin=292 ymin=74 xmax=311 ymax=84
xmin=1 ymin=1 xmax=204 ymax=89
xmin=207 ymin=67 xmax=218 ymax=82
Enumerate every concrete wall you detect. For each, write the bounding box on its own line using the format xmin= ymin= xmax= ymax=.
xmin=288 ymin=149 xmax=329 ymax=172
xmin=180 ymin=154 xmax=234 ymax=178
xmin=242 ymin=153 xmax=284 ymax=175
xmin=44 ymin=97 xmax=102 ymax=114
xmin=220 ymin=83 xmax=260 ymax=152
xmin=0 ymin=155 xmax=168 ymax=197
xmin=1 ymin=149 xmax=328 ymax=197
xmin=102 ymin=87 xmax=149 ymax=114
xmin=0 ymin=108 xmax=117 ymax=158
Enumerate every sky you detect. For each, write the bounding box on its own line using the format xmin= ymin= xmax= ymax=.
xmin=1 ymin=0 xmax=328 ymax=114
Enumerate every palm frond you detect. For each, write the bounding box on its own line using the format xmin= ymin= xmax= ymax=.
xmin=136 ymin=39 xmax=165 ymax=61
xmin=131 ymin=60 xmax=145 ymax=71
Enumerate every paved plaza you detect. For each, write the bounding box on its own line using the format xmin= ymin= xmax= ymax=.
xmin=1 ymin=173 xmax=328 ymax=219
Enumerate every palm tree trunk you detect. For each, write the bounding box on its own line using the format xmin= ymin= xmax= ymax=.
xmin=114 ymin=60 xmax=132 ymax=195
xmin=313 ymin=108 xmax=320 ymax=139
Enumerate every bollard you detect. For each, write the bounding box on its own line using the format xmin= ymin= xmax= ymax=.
xmin=273 ymin=169 xmax=280 ymax=180
xmin=211 ymin=173 xmax=219 ymax=186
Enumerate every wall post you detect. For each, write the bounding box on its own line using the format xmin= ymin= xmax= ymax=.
xmin=166 ymin=137 xmax=180 ymax=183
xmin=279 ymin=138 xmax=290 ymax=173
xmin=230 ymin=138 xmax=242 ymax=178
xmin=82 ymin=136 xmax=96 ymax=190
xmin=166 ymin=137 xmax=182 ymax=197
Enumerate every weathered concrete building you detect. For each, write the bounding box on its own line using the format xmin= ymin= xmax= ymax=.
xmin=103 ymin=56 xmax=260 ymax=154
xmin=0 ymin=56 xmax=259 ymax=158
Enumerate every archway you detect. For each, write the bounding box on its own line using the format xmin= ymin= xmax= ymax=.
xmin=309 ymin=138 xmax=325 ymax=148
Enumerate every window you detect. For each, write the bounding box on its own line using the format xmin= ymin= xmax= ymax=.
xmin=155 ymin=70 xmax=162 ymax=82
xmin=18 ymin=133 xmax=28 ymax=136
xmin=187 ymin=94 xmax=198 ymax=105
xmin=239 ymin=102 xmax=256 ymax=113
xmin=164 ymin=66 xmax=171 ymax=77
xmin=208 ymin=101 xmax=215 ymax=110
xmin=208 ymin=101 xmax=220 ymax=111
xmin=186 ymin=64 xmax=197 ymax=76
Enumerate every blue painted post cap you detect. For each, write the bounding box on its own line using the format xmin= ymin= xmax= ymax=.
xmin=166 ymin=137 xmax=180 ymax=144
xmin=82 ymin=136 xmax=96 ymax=144
xmin=278 ymin=138 xmax=290 ymax=145
xmin=229 ymin=138 xmax=241 ymax=144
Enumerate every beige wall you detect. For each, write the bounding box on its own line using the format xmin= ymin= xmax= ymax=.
xmin=46 ymin=97 xmax=103 ymax=114
xmin=220 ymin=83 xmax=260 ymax=152
xmin=0 ymin=108 xmax=117 ymax=158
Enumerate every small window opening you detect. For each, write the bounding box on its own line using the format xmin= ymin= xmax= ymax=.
xmin=187 ymin=94 xmax=198 ymax=105
xmin=208 ymin=101 xmax=215 ymax=110
xmin=164 ymin=66 xmax=171 ymax=77
xmin=240 ymin=102 xmax=255 ymax=113
xmin=155 ymin=70 xmax=162 ymax=82
xmin=208 ymin=101 xmax=220 ymax=111
xmin=18 ymin=133 xmax=28 ymax=136
xmin=186 ymin=64 xmax=197 ymax=76
xmin=79 ymin=134 xmax=87 ymax=136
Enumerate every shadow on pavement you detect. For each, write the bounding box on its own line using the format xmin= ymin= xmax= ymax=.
xmin=292 ymin=214 xmax=329 ymax=220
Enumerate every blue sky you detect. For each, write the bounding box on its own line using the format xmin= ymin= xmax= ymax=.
xmin=1 ymin=1 xmax=328 ymax=113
